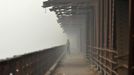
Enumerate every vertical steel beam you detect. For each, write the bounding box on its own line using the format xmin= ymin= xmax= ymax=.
xmin=129 ymin=0 xmax=134 ymax=75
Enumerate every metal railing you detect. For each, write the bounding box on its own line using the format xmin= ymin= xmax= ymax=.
xmin=87 ymin=46 xmax=119 ymax=75
xmin=0 ymin=45 xmax=66 ymax=75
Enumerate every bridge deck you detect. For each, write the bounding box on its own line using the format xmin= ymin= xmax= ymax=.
xmin=53 ymin=53 xmax=99 ymax=75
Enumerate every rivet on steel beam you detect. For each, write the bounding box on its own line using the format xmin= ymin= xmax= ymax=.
xmin=16 ymin=69 xmax=19 ymax=72
xmin=9 ymin=73 xmax=13 ymax=75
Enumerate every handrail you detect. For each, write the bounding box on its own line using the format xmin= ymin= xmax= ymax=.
xmin=0 ymin=45 xmax=66 ymax=75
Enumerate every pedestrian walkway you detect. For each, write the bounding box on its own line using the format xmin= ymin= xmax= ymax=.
xmin=53 ymin=52 xmax=99 ymax=75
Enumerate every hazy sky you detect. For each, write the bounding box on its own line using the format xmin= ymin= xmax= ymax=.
xmin=0 ymin=0 xmax=66 ymax=59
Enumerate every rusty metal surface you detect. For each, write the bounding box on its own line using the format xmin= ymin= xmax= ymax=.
xmin=129 ymin=0 xmax=134 ymax=75
xmin=86 ymin=0 xmax=129 ymax=75
xmin=86 ymin=0 xmax=118 ymax=75
xmin=0 ymin=45 xmax=65 ymax=75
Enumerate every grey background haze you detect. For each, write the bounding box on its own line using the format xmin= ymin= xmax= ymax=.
xmin=0 ymin=0 xmax=67 ymax=59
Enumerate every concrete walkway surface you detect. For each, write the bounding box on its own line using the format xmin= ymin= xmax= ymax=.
xmin=53 ymin=53 xmax=99 ymax=75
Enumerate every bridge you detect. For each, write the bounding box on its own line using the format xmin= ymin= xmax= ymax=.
xmin=0 ymin=0 xmax=134 ymax=75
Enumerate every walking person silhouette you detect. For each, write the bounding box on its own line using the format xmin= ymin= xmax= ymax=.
xmin=66 ymin=39 xmax=70 ymax=54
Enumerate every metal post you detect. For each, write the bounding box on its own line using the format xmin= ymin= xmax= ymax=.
xmin=129 ymin=0 xmax=134 ymax=75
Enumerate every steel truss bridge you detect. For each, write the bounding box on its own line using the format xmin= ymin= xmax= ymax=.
xmin=0 ymin=0 xmax=134 ymax=75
